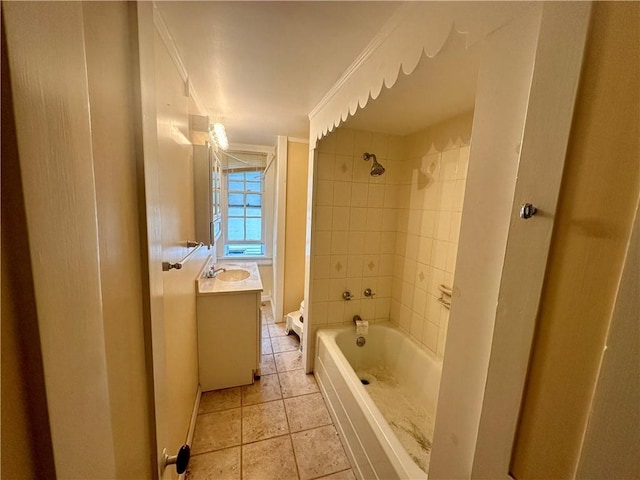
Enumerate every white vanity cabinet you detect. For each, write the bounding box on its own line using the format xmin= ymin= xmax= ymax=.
xmin=196 ymin=261 xmax=263 ymax=391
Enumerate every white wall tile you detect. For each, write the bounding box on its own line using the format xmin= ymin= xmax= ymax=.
xmin=362 ymin=255 xmax=379 ymax=277
xmin=331 ymin=231 xmax=349 ymax=254
xmin=333 ymin=181 xmax=352 ymax=207
xmin=328 ymin=278 xmax=347 ymax=302
xmin=317 ymin=153 xmax=334 ymax=181
xmin=327 ymin=301 xmax=344 ymax=324
xmin=316 ymin=180 xmax=334 ymax=206
xmin=331 ymin=206 xmax=350 ymax=231
xmin=410 ymin=311 xmax=425 ymax=341
xmin=354 ymin=130 xmax=372 ymax=155
xmin=334 ymin=154 xmax=353 ymax=182
xmin=312 ymin=302 xmax=328 ymax=325
xmin=313 ymin=255 xmax=331 ymax=279
xmin=422 ymin=321 xmax=439 ymax=353
xmin=365 ymin=209 xmax=383 ymax=232
xmin=329 ymin=254 xmax=347 ymax=278
xmin=348 ymin=232 xmax=365 ymax=255
xmin=312 ymin=279 xmax=329 ymax=302
xmin=350 ymin=182 xmax=369 ymax=207
xmin=315 ymin=206 xmax=333 ymax=231
xmin=380 ymin=231 xmax=396 ymax=254
xmin=349 ymin=207 xmax=367 ymax=231
xmin=314 ymin=231 xmax=332 ymax=255
xmin=367 ymin=184 xmax=385 ymax=208
xmin=347 ymin=254 xmax=363 ymax=278
xmin=363 ymin=232 xmax=381 ymax=254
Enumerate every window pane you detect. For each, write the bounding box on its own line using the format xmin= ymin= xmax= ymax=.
xmin=246 ymin=193 xmax=261 ymax=207
xmin=246 ymin=218 xmax=262 ymax=241
xmin=246 ymin=206 xmax=261 ymax=217
xmin=246 ymin=181 xmax=261 ymax=192
xmin=227 ymin=217 xmax=245 ymax=241
xmin=228 ymin=193 xmax=244 ymax=207
xmin=228 ymin=172 xmax=244 ymax=181
xmin=229 ymin=181 xmax=245 ymax=191
xmin=228 ymin=206 xmax=244 ymax=216
xmin=245 ymin=171 xmax=261 ymax=181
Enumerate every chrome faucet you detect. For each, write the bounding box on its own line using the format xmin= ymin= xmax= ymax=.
xmin=206 ymin=266 xmax=226 ymax=278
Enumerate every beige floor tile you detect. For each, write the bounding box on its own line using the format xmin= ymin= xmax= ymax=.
xmin=187 ymin=447 xmax=241 ymax=480
xmin=242 ymin=436 xmax=299 ymax=480
xmin=315 ymin=469 xmax=356 ymax=480
xmin=268 ymin=322 xmax=288 ymax=338
xmin=262 ymin=325 xmax=270 ymax=338
xmin=242 ymin=373 xmax=282 ymax=405
xmin=262 ymin=337 xmax=273 ymax=354
xmin=271 ymin=335 xmax=299 ymax=353
xmin=274 ymin=350 xmax=303 ymax=373
xmin=242 ymin=400 xmax=289 ymax=443
xmin=260 ymin=354 xmax=277 ymax=375
xmin=284 ymin=393 xmax=332 ymax=433
xmin=192 ymin=408 xmax=241 ymax=454
xmin=278 ymin=370 xmax=319 ymax=398
xmin=198 ymin=387 xmax=241 ymax=414
xmin=291 ymin=425 xmax=351 ymax=480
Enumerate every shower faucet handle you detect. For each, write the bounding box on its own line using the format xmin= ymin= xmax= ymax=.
xmin=342 ymin=290 xmax=353 ymax=301
xmin=363 ymin=288 xmax=375 ymax=298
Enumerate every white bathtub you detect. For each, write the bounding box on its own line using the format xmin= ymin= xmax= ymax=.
xmin=314 ymin=322 xmax=442 ymax=479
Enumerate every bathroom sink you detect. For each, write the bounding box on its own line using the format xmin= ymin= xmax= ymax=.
xmin=216 ymin=269 xmax=251 ymax=282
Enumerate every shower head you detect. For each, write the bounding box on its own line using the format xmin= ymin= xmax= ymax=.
xmin=363 ymin=152 xmax=386 ymax=177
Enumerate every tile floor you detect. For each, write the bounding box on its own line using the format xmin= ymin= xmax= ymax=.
xmin=187 ymin=304 xmax=355 ymax=480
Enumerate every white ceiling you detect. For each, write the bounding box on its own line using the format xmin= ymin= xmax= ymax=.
xmin=157 ymin=1 xmax=480 ymax=146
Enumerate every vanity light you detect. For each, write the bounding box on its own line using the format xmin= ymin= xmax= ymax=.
xmin=211 ymin=122 xmax=229 ymax=150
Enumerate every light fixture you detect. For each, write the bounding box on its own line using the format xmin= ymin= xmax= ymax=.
xmin=209 ymin=122 xmax=229 ymax=150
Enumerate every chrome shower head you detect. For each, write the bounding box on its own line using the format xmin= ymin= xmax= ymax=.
xmin=363 ymin=152 xmax=385 ymax=177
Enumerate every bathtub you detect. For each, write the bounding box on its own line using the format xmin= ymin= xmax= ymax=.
xmin=314 ymin=322 xmax=442 ymax=479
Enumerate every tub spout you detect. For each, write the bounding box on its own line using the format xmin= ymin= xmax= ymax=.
xmin=353 ymin=315 xmax=362 ymax=324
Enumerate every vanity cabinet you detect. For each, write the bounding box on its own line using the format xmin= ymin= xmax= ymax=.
xmin=196 ymin=260 xmax=263 ymax=391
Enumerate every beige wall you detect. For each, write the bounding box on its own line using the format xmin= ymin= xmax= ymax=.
xmin=154 ymin=28 xmax=206 ymax=459
xmin=511 ymin=2 xmax=640 ymax=477
xmin=283 ymin=141 xmax=310 ymax=314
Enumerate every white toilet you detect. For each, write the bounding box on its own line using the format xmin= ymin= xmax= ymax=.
xmin=285 ymin=300 xmax=304 ymax=350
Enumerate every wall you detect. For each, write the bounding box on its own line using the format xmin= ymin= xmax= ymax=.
xmin=311 ymin=128 xmax=403 ymax=328
xmin=393 ymin=113 xmax=472 ymax=359
xmin=283 ymin=140 xmax=310 ymax=315
xmin=154 ymin=27 xmax=206 ymax=460
xmin=309 ymin=115 xmax=471 ymax=361
xmin=511 ymin=2 xmax=640 ymax=477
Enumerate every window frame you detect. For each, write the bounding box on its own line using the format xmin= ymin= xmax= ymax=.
xmin=223 ymin=169 xmax=265 ymax=256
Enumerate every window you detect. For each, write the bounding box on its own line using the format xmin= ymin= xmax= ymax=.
xmin=225 ymin=170 xmax=265 ymax=256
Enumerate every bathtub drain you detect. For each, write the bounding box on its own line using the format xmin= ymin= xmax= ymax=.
xmin=356 ymin=336 xmax=366 ymax=347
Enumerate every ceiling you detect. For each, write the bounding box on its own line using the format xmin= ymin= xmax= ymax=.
xmin=157 ymin=1 xmax=480 ymax=146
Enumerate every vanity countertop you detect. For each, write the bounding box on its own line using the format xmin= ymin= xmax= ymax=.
xmin=197 ymin=258 xmax=263 ymax=295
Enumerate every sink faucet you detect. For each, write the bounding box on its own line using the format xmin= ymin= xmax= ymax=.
xmin=206 ymin=266 xmax=226 ymax=278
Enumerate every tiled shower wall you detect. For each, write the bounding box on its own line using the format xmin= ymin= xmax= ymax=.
xmin=310 ymin=112 xmax=472 ymax=361
xmin=392 ymin=127 xmax=470 ymax=360
xmin=310 ymin=128 xmax=404 ymax=328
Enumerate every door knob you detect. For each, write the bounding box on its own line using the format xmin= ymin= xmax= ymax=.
xmin=163 ymin=444 xmax=190 ymax=474
xmin=519 ymin=203 xmax=538 ymax=219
